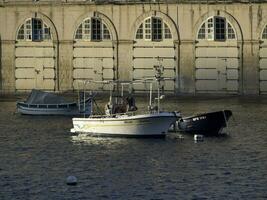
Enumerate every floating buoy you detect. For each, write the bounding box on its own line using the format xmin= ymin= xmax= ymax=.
xmin=66 ymin=176 xmax=77 ymax=186
xmin=194 ymin=134 xmax=204 ymax=142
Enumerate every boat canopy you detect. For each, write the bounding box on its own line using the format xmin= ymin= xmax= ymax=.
xmin=25 ymin=90 xmax=70 ymax=104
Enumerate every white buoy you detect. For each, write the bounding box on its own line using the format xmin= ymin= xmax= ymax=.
xmin=66 ymin=176 xmax=77 ymax=186
xmin=194 ymin=134 xmax=204 ymax=142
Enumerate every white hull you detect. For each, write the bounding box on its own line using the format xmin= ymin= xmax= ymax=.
xmin=71 ymin=112 xmax=177 ymax=137
xmin=17 ymin=100 xmax=92 ymax=116
xmin=17 ymin=106 xmax=91 ymax=116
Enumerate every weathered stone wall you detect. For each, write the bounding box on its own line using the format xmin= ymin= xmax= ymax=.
xmin=1 ymin=1 xmax=267 ymax=94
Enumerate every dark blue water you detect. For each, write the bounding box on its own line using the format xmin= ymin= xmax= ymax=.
xmin=0 ymin=96 xmax=267 ymax=199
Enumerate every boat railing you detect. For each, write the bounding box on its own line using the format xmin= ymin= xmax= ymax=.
xmin=18 ymin=102 xmax=78 ymax=109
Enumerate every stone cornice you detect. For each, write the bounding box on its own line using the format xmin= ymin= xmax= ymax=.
xmin=1 ymin=0 xmax=265 ymax=7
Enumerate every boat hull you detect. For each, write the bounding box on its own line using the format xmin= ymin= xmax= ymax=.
xmin=17 ymin=101 xmax=92 ymax=116
xmin=71 ymin=112 xmax=177 ymax=137
xmin=178 ymin=110 xmax=232 ymax=136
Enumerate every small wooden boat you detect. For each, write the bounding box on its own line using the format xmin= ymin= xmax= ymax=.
xmin=177 ymin=110 xmax=233 ymax=136
xmin=17 ymin=89 xmax=92 ymax=116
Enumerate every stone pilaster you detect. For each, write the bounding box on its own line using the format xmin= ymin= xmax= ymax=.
xmin=179 ymin=40 xmax=195 ymax=94
xmin=117 ymin=40 xmax=134 ymax=81
xmin=242 ymin=40 xmax=259 ymax=95
xmin=58 ymin=40 xmax=73 ymax=91
xmin=1 ymin=40 xmax=15 ymax=93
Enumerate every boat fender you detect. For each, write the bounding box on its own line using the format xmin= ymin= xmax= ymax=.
xmin=66 ymin=176 xmax=78 ymax=186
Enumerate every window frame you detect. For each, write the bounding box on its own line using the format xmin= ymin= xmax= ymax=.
xmin=151 ymin=17 xmax=163 ymax=41
xmin=135 ymin=17 xmax=172 ymax=41
xmin=197 ymin=16 xmax=236 ymax=41
xmin=17 ymin=18 xmax=51 ymax=42
xmin=74 ymin=17 xmax=111 ymax=42
xmin=32 ymin=18 xmax=43 ymax=41
xmin=91 ymin=17 xmax=102 ymax=41
xmin=214 ymin=16 xmax=226 ymax=41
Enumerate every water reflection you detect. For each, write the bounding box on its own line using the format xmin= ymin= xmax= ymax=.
xmin=71 ymin=134 xmax=129 ymax=147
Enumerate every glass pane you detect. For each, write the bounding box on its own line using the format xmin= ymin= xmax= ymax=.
xmin=103 ymin=23 xmax=111 ymax=40
xmin=136 ymin=23 xmax=143 ymax=39
xmin=152 ymin=17 xmax=162 ymax=41
xmin=75 ymin=24 xmax=83 ymax=39
xmin=83 ymin=19 xmax=90 ymax=39
xmin=32 ymin=18 xmax=43 ymax=41
xmin=145 ymin=18 xmax=151 ymax=40
xmin=227 ymin=23 xmax=236 ymax=39
xmin=214 ymin=17 xmax=226 ymax=41
xmin=197 ymin=23 xmax=206 ymax=39
xmin=17 ymin=24 xmax=25 ymax=40
xmin=207 ymin=17 xmax=214 ymax=40
xmin=25 ymin=19 xmax=32 ymax=40
xmin=91 ymin=18 xmax=101 ymax=41
xmin=43 ymin=24 xmax=51 ymax=40
xmin=164 ymin=23 xmax=172 ymax=39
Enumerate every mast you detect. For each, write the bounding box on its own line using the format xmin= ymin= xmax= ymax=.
xmin=154 ymin=58 xmax=163 ymax=113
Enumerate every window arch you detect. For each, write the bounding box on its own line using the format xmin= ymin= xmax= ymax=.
xmin=135 ymin=17 xmax=172 ymax=41
xmin=262 ymin=25 xmax=267 ymax=39
xmin=197 ymin=16 xmax=236 ymax=41
xmin=17 ymin=18 xmax=51 ymax=41
xmin=74 ymin=17 xmax=111 ymax=41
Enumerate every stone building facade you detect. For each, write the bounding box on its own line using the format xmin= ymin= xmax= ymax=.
xmin=1 ymin=0 xmax=267 ymax=95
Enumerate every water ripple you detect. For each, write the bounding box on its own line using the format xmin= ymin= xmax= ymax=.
xmin=0 ymin=98 xmax=267 ymax=199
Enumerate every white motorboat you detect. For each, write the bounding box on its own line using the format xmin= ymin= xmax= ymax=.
xmin=71 ymin=112 xmax=177 ymax=137
xmin=70 ymin=65 xmax=179 ymax=137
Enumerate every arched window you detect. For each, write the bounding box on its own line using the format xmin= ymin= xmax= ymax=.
xmin=135 ymin=17 xmax=172 ymax=41
xmin=197 ymin=16 xmax=236 ymax=41
xmin=17 ymin=18 xmax=51 ymax=41
xmin=262 ymin=25 xmax=267 ymax=39
xmin=74 ymin=17 xmax=111 ymax=41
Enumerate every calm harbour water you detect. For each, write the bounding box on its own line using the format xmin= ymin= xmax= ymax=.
xmin=0 ymin=95 xmax=267 ymax=200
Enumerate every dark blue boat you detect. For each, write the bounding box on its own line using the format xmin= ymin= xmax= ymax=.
xmin=177 ymin=110 xmax=233 ymax=136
